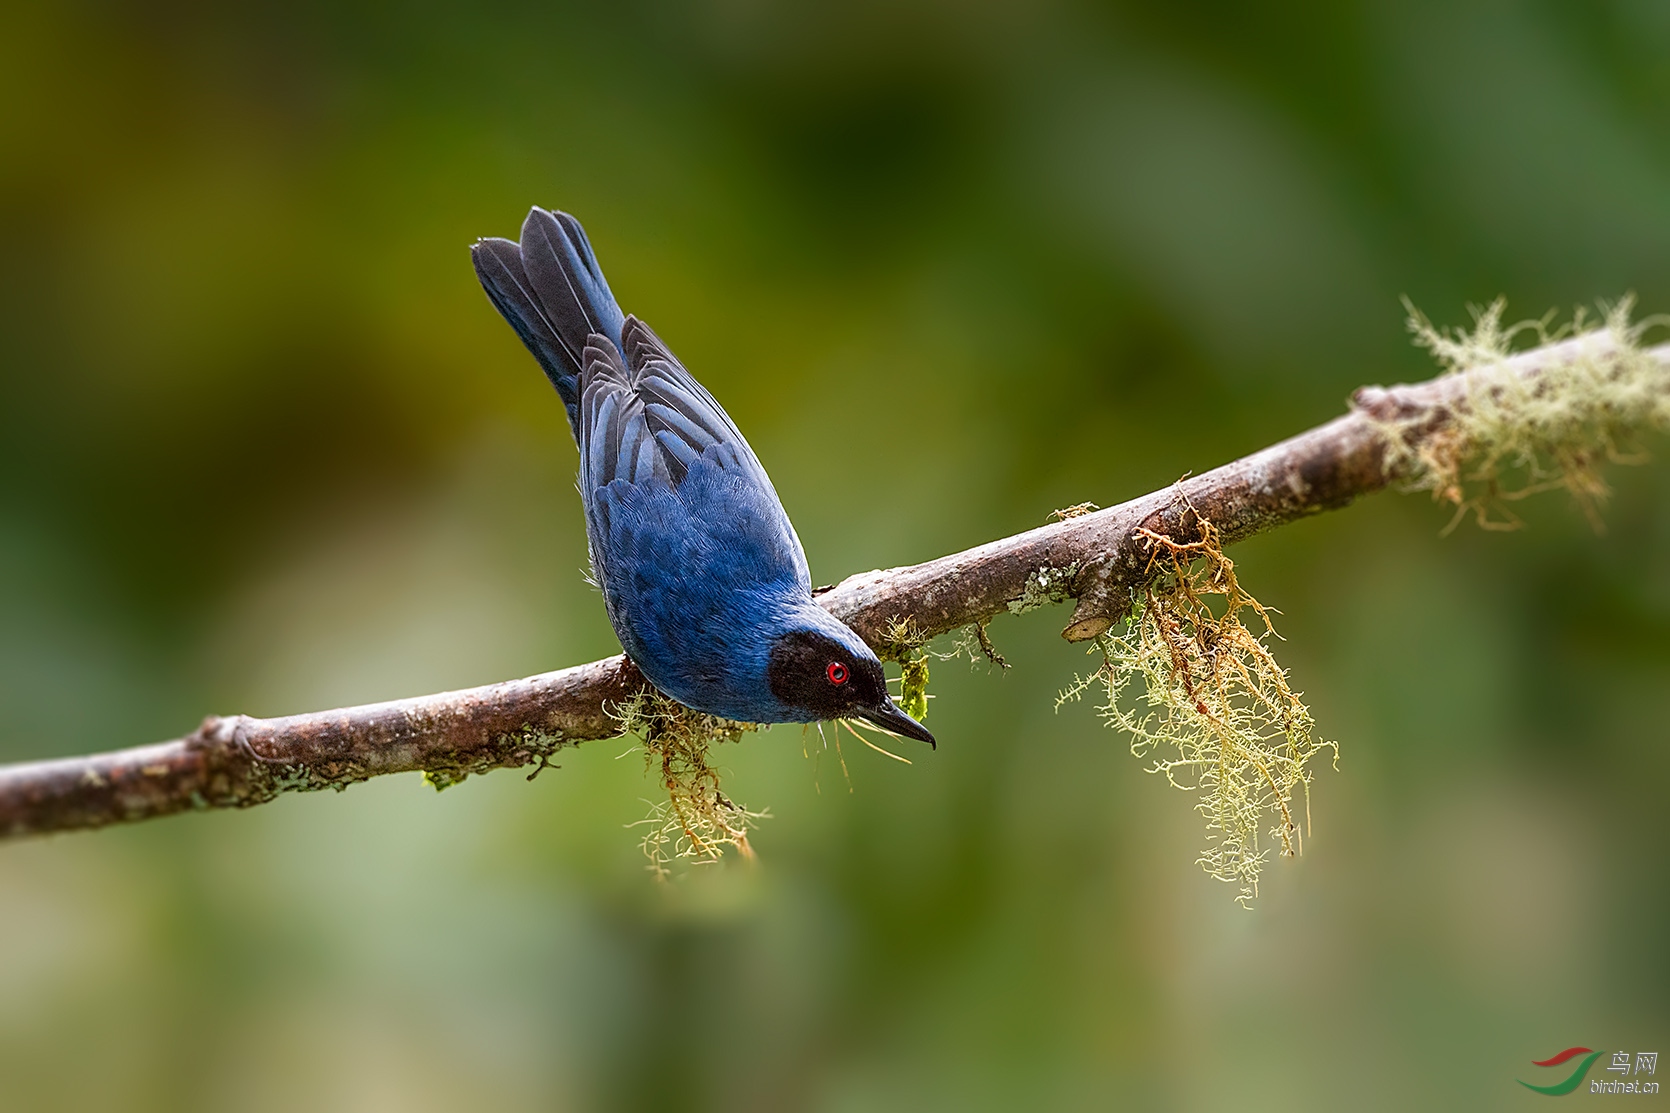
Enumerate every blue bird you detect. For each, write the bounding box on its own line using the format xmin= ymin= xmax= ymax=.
xmin=471 ymin=208 xmax=934 ymax=747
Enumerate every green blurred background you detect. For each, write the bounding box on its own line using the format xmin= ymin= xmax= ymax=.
xmin=3 ymin=1 xmax=1669 ymax=1109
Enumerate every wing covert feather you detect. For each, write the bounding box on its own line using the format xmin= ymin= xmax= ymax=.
xmin=576 ymin=315 xmax=775 ymax=494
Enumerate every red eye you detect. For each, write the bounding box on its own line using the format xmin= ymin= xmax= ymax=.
xmin=827 ymin=661 xmax=848 ymax=685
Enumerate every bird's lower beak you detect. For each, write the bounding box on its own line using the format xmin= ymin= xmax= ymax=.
xmin=857 ymin=699 xmax=936 ymax=749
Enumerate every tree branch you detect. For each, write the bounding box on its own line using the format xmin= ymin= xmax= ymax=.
xmin=4 ymin=330 xmax=1663 ymax=839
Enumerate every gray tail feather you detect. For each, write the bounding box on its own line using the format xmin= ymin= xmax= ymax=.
xmin=471 ymin=207 xmax=627 ymax=435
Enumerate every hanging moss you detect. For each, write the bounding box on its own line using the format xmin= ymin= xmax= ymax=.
xmin=612 ymin=688 xmax=764 ymax=878
xmin=1060 ymin=508 xmax=1336 ymax=907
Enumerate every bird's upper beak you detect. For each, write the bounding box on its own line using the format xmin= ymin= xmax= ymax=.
xmin=857 ymin=698 xmax=936 ymax=749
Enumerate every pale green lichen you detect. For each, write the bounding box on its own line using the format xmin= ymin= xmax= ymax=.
xmin=1008 ymin=562 xmax=1080 ymax=616
xmin=422 ymin=724 xmax=567 ymax=791
xmin=613 ymin=688 xmax=763 ymax=877
xmin=1059 ymin=513 xmax=1335 ymax=907
xmin=1394 ymin=296 xmax=1670 ymax=532
xmin=261 ymin=761 xmax=367 ymax=795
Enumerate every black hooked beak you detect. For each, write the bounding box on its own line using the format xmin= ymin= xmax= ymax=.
xmin=857 ymin=698 xmax=936 ymax=749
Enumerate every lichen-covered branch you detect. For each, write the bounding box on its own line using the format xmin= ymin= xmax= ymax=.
xmin=3 ymin=315 xmax=1666 ymax=840
xmin=0 ymin=657 xmax=643 ymax=838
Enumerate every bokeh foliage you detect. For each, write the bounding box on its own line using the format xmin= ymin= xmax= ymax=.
xmin=2 ymin=1 xmax=1669 ymax=1110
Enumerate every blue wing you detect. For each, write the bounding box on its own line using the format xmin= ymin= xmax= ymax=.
xmin=578 ymin=317 xmax=775 ymax=490
xmin=576 ymin=316 xmax=811 ymax=681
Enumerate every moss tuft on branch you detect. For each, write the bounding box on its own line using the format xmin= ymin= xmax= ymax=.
xmin=1060 ymin=506 xmax=1335 ymax=906
xmin=613 ymin=688 xmax=763 ymax=877
xmin=1394 ymin=297 xmax=1670 ymax=532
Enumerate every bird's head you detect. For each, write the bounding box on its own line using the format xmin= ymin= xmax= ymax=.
xmin=766 ymin=614 xmax=936 ymax=748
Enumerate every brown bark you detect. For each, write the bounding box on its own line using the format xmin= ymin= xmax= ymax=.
xmin=2 ymin=331 xmax=1660 ymax=839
